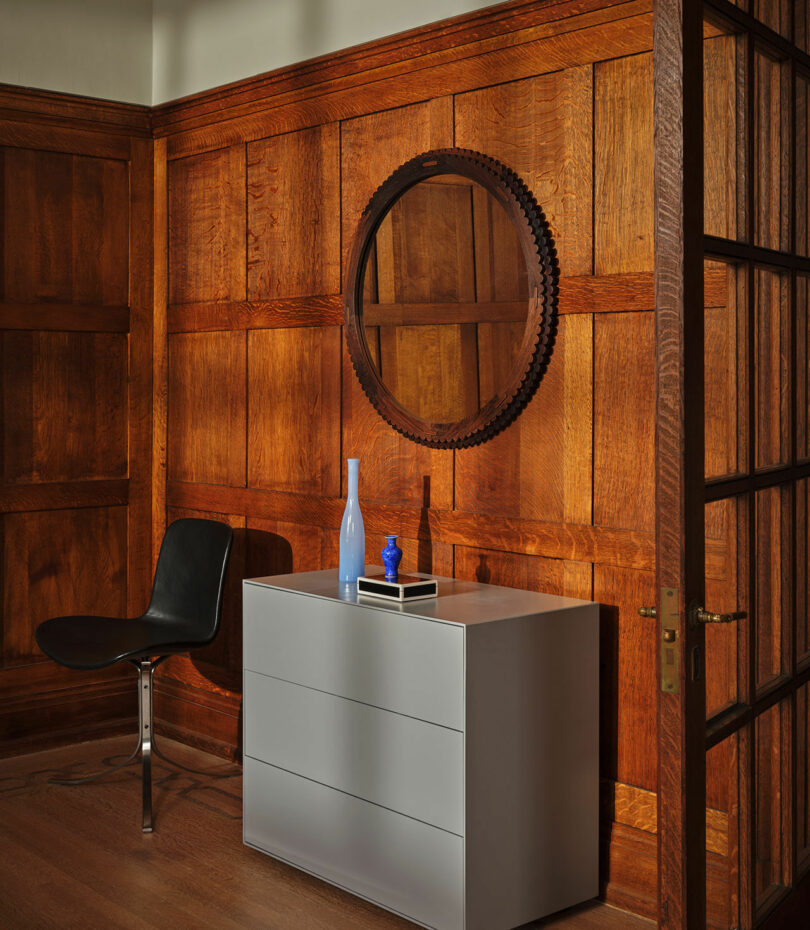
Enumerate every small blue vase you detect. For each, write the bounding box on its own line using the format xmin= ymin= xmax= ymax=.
xmin=339 ymin=459 xmax=365 ymax=583
xmin=381 ymin=535 xmax=403 ymax=582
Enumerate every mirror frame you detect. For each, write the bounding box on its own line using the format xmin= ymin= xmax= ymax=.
xmin=344 ymin=148 xmax=559 ymax=449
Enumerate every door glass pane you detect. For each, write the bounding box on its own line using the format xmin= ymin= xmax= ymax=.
xmin=755 ymin=702 xmax=789 ymax=905
xmin=798 ymin=682 xmax=810 ymax=864
xmin=756 ymin=486 xmax=791 ymax=689
xmin=706 ymin=497 xmax=747 ymax=715
xmin=754 ymin=48 xmax=790 ymax=251
xmin=798 ymin=75 xmax=810 ymax=258
xmin=706 ymin=261 xmax=748 ymax=480
xmin=799 ymin=479 xmax=809 ymax=659
xmin=755 ymin=267 xmax=791 ymax=470
xmin=707 ymin=734 xmax=738 ymax=930
xmin=704 ymin=19 xmax=746 ymax=240
xmin=799 ymin=275 xmax=809 ymax=462
xmin=753 ymin=0 xmax=792 ymax=38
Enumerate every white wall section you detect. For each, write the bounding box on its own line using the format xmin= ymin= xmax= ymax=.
xmin=0 ymin=0 xmax=153 ymax=105
xmin=151 ymin=0 xmax=498 ymax=104
xmin=0 ymin=0 xmax=498 ymax=106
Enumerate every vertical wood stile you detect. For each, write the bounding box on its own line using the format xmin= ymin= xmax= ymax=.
xmin=654 ymin=0 xmax=707 ymax=926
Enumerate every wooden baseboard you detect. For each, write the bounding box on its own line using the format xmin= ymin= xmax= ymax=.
xmin=0 ymin=678 xmax=137 ymax=758
xmin=153 ymin=680 xmax=241 ymax=761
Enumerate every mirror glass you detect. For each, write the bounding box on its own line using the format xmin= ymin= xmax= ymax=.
xmin=360 ymin=174 xmax=530 ymax=424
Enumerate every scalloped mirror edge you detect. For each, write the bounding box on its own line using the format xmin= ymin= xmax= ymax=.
xmin=344 ymin=148 xmax=559 ymax=449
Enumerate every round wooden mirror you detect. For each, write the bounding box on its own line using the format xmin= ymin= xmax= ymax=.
xmin=345 ymin=148 xmax=558 ymax=448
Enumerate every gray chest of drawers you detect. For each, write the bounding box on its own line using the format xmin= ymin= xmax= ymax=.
xmin=243 ymin=569 xmax=599 ymax=930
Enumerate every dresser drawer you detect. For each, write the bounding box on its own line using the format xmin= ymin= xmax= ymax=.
xmin=243 ymin=583 xmax=464 ymax=729
xmin=244 ymin=757 xmax=463 ymax=930
xmin=244 ymin=670 xmax=464 ymax=835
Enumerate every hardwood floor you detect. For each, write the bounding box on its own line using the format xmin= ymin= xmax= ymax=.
xmin=0 ymin=736 xmax=654 ymax=930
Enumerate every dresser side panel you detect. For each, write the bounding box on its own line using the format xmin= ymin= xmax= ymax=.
xmin=464 ymin=605 xmax=599 ymax=930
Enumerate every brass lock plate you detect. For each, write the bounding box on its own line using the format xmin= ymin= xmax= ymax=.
xmin=660 ymin=587 xmax=679 ymax=694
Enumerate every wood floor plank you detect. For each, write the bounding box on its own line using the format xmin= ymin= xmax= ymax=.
xmin=0 ymin=737 xmax=654 ymax=930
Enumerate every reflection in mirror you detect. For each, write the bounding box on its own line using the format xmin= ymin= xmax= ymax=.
xmin=361 ymin=174 xmax=529 ymax=424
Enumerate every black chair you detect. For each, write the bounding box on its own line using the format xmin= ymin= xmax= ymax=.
xmin=35 ymin=517 xmax=234 ymax=832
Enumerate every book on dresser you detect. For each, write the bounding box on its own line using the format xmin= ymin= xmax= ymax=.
xmin=242 ymin=568 xmax=599 ymax=930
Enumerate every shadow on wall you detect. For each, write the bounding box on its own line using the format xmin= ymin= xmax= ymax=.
xmin=189 ymin=527 xmax=293 ymax=693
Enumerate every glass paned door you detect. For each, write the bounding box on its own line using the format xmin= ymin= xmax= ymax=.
xmin=700 ymin=1 xmax=810 ymax=926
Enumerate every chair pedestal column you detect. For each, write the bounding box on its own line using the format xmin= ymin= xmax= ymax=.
xmin=138 ymin=659 xmax=155 ymax=833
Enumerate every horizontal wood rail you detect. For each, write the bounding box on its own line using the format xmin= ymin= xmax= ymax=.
xmin=168 ymin=295 xmax=342 ymax=333
xmin=0 ymin=479 xmax=129 ymax=514
xmin=602 ymin=779 xmax=728 ymax=856
xmin=0 ymin=302 xmax=130 ymax=333
xmin=167 ymin=480 xmax=655 ymax=570
xmin=0 ymin=118 xmax=136 ymax=159
xmin=166 ymin=270 xmax=728 ymax=334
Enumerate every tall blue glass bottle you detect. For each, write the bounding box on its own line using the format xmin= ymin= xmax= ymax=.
xmin=339 ymin=458 xmax=365 ymax=583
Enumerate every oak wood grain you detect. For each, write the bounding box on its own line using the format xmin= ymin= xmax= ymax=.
xmin=595 ymin=53 xmax=654 ymax=274
xmin=168 ymin=145 xmax=246 ymax=304
xmin=0 ymin=302 xmax=129 ymax=332
xmin=455 ymin=64 xmax=593 ymax=276
xmin=247 ymin=327 xmax=340 ymax=496
xmin=593 ymin=312 xmax=655 ymax=532
xmin=2 ymin=332 xmax=128 ymax=483
xmin=247 ymin=124 xmax=340 ymax=300
xmin=162 ymin=268 xmax=728 ymax=333
xmin=167 ymin=332 xmax=247 ymax=487
xmin=167 ymin=480 xmax=655 ymax=571
xmin=3 ymin=147 xmax=129 ymax=305
xmin=2 ymin=506 xmax=127 ymax=666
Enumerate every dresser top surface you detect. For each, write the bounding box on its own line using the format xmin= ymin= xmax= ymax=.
xmin=245 ymin=568 xmax=596 ymax=627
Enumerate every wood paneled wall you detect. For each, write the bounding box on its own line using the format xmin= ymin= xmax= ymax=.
xmin=151 ymin=0 xmax=673 ymax=917
xmin=0 ymin=87 xmax=154 ymax=755
xmin=0 ymin=0 xmax=742 ymax=922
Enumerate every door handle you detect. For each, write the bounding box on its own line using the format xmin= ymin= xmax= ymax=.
xmin=694 ymin=608 xmax=746 ymax=624
xmin=639 ymin=605 xmax=746 ymax=623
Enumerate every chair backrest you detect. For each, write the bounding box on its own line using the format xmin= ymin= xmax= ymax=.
xmin=145 ymin=518 xmax=233 ymax=643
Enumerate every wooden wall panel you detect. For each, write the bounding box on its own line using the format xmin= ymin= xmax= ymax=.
xmin=455 ymin=545 xmax=592 ymax=600
xmin=168 ymin=146 xmax=246 ymax=304
xmin=167 ymin=332 xmax=247 ymax=486
xmin=0 ymin=95 xmax=152 ymax=755
xmin=595 ymin=564 xmax=658 ymax=790
xmin=454 ymin=65 xmax=594 ymax=276
xmin=247 ymin=328 xmax=340 ymax=495
xmin=595 ymin=53 xmax=654 ymax=274
xmin=455 ymin=314 xmax=593 ymax=523
xmin=154 ymin=4 xmax=661 ymax=917
xmin=2 ymin=332 xmax=128 ymax=483
xmin=2 ymin=148 xmax=129 ymax=305
xmin=2 ymin=506 xmax=127 ymax=666
xmin=453 ymin=68 xmax=593 ymax=525
xmin=247 ymin=125 xmax=340 ymax=299
xmin=594 ymin=312 xmax=656 ymax=532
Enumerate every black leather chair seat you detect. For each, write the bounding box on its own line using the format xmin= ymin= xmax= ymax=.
xmin=36 ymin=614 xmax=203 ymax=670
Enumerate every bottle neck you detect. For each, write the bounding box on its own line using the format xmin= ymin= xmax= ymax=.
xmin=346 ymin=459 xmax=359 ymax=500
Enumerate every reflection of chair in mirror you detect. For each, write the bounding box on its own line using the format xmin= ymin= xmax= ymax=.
xmin=35 ymin=517 xmax=233 ymax=832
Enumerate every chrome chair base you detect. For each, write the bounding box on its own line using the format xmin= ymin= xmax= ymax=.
xmin=48 ymin=657 xmax=235 ymax=832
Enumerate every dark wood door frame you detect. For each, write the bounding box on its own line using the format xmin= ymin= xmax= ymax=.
xmin=653 ymin=0 xmax=707 ymax=927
